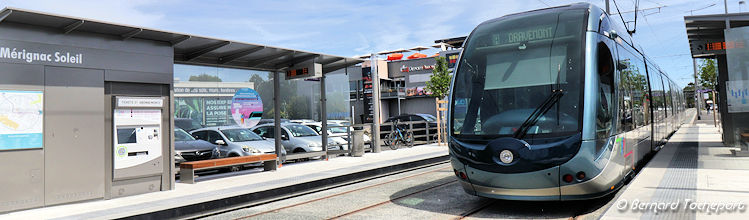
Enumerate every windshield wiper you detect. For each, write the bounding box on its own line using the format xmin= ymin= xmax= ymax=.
xmin=513 ymin=89 xmax=564 ymax=139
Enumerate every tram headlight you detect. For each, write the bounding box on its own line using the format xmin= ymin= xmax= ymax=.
xmin=499 ymin=150 xmax=514 ymax=164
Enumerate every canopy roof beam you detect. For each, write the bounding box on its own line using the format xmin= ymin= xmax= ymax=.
xmin=0 ymin=9 xmax=11 ymax=24
xmin=170 ymin=35 xmax=191 ymax=46
xmin=318 ymin=57 xmax=343 ymax=65
xmin=121 ymin=28 xmax=143 ymax=40
xmin=218 ymin=46 xmax=265 ymax=64
xmin=274 ymin=54 xmax=319 ymax=69
xmin=185 ymin=41 xmax=230 ymax=61
xmin=63 ymin=20 xmax=84 ymax=34
xmin=248 ymin=50 xmax=293 ymax=68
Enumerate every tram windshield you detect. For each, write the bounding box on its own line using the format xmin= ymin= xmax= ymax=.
xmin=451 ymin=9 xmax=586 ymax=138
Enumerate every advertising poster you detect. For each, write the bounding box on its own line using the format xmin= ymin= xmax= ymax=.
xmin=231 ymin=88 xmax=263 ymax=128
xmin=727 ymin=80 xmax=749 ymax=113
xmin=0 ymin=90 xmax=43 ymax=150
xmin=204 ymin=98 xmax=232 ymax=126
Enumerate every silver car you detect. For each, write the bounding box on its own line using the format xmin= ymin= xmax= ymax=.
xmin=190 ymin=126 xmax=287 ymax=158
xmin=250 ymin=123 xmax=344 ymax=154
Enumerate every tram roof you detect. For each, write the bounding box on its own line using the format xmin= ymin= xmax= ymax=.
xmin=0 ymin=7 xmax=363 ymax=73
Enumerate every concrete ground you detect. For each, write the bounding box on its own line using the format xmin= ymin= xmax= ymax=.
xmin=206 ymin=162 xmax=619 ymax=220
xmin=601 ymin=110 xmax=749 ymax=219
xmin=0 ymin=144 xmax=447 ymax=219
xmin=210 ymin=109 xmax=749 ymax=220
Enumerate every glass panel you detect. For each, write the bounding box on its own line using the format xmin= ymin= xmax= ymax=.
xmin=117 ymin=128 xmax=136 ymax=144
xmin=285 ymin=124 xmax=319 ymax=137
xmin=451 ymin=9 xmax=586 ymax=137
xmin=174 ymin=128 xmax=195 ymax=141
xmin=221 ymin=129 xmax=263 ymax=142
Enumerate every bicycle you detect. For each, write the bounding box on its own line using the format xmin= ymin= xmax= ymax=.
xmin=384 ymin=121 xmax=414 ymax=150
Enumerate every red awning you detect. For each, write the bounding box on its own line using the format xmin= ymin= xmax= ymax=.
xmin=387 ymin=53 xmax=403 ymax=60
xmin=407 ymin=53 xmax=427 ymax=59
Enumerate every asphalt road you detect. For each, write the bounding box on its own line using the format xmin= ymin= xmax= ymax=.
xmin=202 ymin=163 xmax=624 ymax=220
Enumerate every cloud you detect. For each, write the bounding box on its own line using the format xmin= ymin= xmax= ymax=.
xmin=0 ymin=0 xmax=167 ymax=27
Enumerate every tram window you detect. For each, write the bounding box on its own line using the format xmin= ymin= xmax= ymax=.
xmin=596 ymin=42 xmax=615 ymax=139
xmin=617 ymin=57 xmax=634 ymax=132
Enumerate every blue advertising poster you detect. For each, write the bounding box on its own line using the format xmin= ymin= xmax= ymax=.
xmin=0 ymin=90 xmax=44 ymax=150
xmin=231 ymin=88 xmax=263 ymax=128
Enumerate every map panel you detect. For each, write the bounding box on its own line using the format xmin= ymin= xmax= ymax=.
xmin=0 ymin=90 xmax=43 ymax=150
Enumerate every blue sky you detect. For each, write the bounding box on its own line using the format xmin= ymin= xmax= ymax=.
xmin=1 ymin=0 xmax=743 ymax=87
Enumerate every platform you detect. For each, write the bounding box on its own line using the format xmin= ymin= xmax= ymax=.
xmin=602 ymin=111 xmax=749 ymax=219
xmin=0 ymin=144 xmax=448 ymax=219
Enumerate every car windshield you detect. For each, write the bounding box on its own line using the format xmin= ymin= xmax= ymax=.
xmin=327 ymin=125 xmax=348 ymax=134
xmin=419 ymin=115 xmax=437 ymax=122
xmin=451 ymin=9 xmax=585 ymax=137
xmin=222 ymin=129 xmax=263 ymax=142
xmin=286 ymin=124 xmax=319 ymax=137
xmin=174 ymin=129 xmax=195 ymax=141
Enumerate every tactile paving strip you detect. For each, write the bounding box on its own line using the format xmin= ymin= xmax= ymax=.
xmin=641 ymin=141 xmax=698 ymax=220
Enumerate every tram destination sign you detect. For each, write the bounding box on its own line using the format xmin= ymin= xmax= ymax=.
xmin=493 ymin=25 xmax=554 ymax=45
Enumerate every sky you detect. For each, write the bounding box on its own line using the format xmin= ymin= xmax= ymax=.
xmin=0 ymin=0 xmax=744 ymax=87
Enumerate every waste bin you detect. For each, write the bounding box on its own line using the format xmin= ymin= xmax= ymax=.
xmin=351 ymin=130 xmax=365 ymax=157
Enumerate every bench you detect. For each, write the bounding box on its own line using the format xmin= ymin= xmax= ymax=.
xmin=179 ymin=154 xmax=277 ymax=184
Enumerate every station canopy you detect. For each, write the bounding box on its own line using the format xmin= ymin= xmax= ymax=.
xmin=685 ymin=12 xmax=749 ymax=58
xmin=0 ymin=7 xmax=362 ymax=73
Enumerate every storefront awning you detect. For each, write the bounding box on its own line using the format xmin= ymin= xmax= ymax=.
xmin=684 ymin=13 xmax=749 ymax=58
xmin=0 ymin=7 xmax=363 ymax=73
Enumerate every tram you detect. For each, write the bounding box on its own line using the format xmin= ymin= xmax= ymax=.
xmin=448 ymin=3 xmax=686 ymax=200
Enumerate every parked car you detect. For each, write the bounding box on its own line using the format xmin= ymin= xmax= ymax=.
xmin=175 ymin=118 xmax=203 ymax=132
xmin=327 ymin=120 xmax=351 ymax=126
xmin=251 ymin=123 xmax=346 ymax=154
xmin=381 ymin=114 xmax=439 ymax=142
xmin=257 ymin=118 xmax=290 ymax=125
xmin=174 ymin=128 xmax=219 ymax=165
xmin=301 ymin=122 xmax=369 ymax=147
xmin=190 ymin=126 xmax=287 ymax=159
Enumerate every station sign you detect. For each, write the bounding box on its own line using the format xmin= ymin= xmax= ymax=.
xmin=116 ymin=96 xmax=164 ymax=108
xmin=285 ymin=59 xmax=322 ymax=80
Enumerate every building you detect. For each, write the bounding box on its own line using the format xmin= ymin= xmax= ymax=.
xmin=0 ymin=7 xmax=360 ymax=213
xmin=684 ymin=12 xmax=749 ymax=154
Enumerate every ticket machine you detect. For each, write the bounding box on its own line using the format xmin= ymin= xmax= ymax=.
xmin=111 ymin=96 xmax=166 ymax=198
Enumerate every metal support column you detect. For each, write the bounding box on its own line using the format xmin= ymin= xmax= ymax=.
xmin=320 ymin=74 xmax=328 ymax=159
xmin=605 ymin=0 xmax=610 ymax=14
xmin=371 ymin=54 xmax=382 ymax=153
xmin=694 ymin=58 xmax=701 ymax=118
xmin=273 ymin=71 xmax=283 ymax=165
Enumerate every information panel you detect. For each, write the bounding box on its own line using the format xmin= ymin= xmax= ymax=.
xmin=727 ymin=80 xmax=749 ymax=113
xmin=0 ymin=90 xmax=43 ymax=150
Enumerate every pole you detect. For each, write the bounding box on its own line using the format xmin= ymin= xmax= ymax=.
xmin=321 ymin=74 xmax=328 ymax=159
xmin=606 ymin=0 xmax=611 ymax=15
xmin=726 ymin=0 xmax=731 ymax=29
xmin=370 ymin=54 xmax=382 ymax=153
xmin=694 ymin=59 xmax=701 ymax=118
xmin=712 ymin=90 xmax=718 ymax=127
xmin=273 ymin=71 xmax=283 ymax=166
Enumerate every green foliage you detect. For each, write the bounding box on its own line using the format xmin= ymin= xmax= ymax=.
xmin=699 ymin=59 xmax=717 ymax=90
xmin=189 ymin=73 xmax=222 ymax=82
xmin=425 ymin=56 xmax=452 ymax=99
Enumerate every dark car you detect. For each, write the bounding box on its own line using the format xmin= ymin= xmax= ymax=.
xmin=380 ymin=114 xmax=439 ymax=142
xmin=175 ymin=118 xmax=203 ymax=132
xmin=174 ymin=128 xmax=219 ymax=164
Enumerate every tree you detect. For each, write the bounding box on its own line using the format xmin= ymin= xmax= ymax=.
xmin=683 ymin=82 xmax=695 ymax=107
xmin=189 ymin=73 xmax=222 ymax=82
xmin=425 ymin=56 xmax=451 ymax=99
xmin=699 ymin=59 xmax=717 ymax=91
